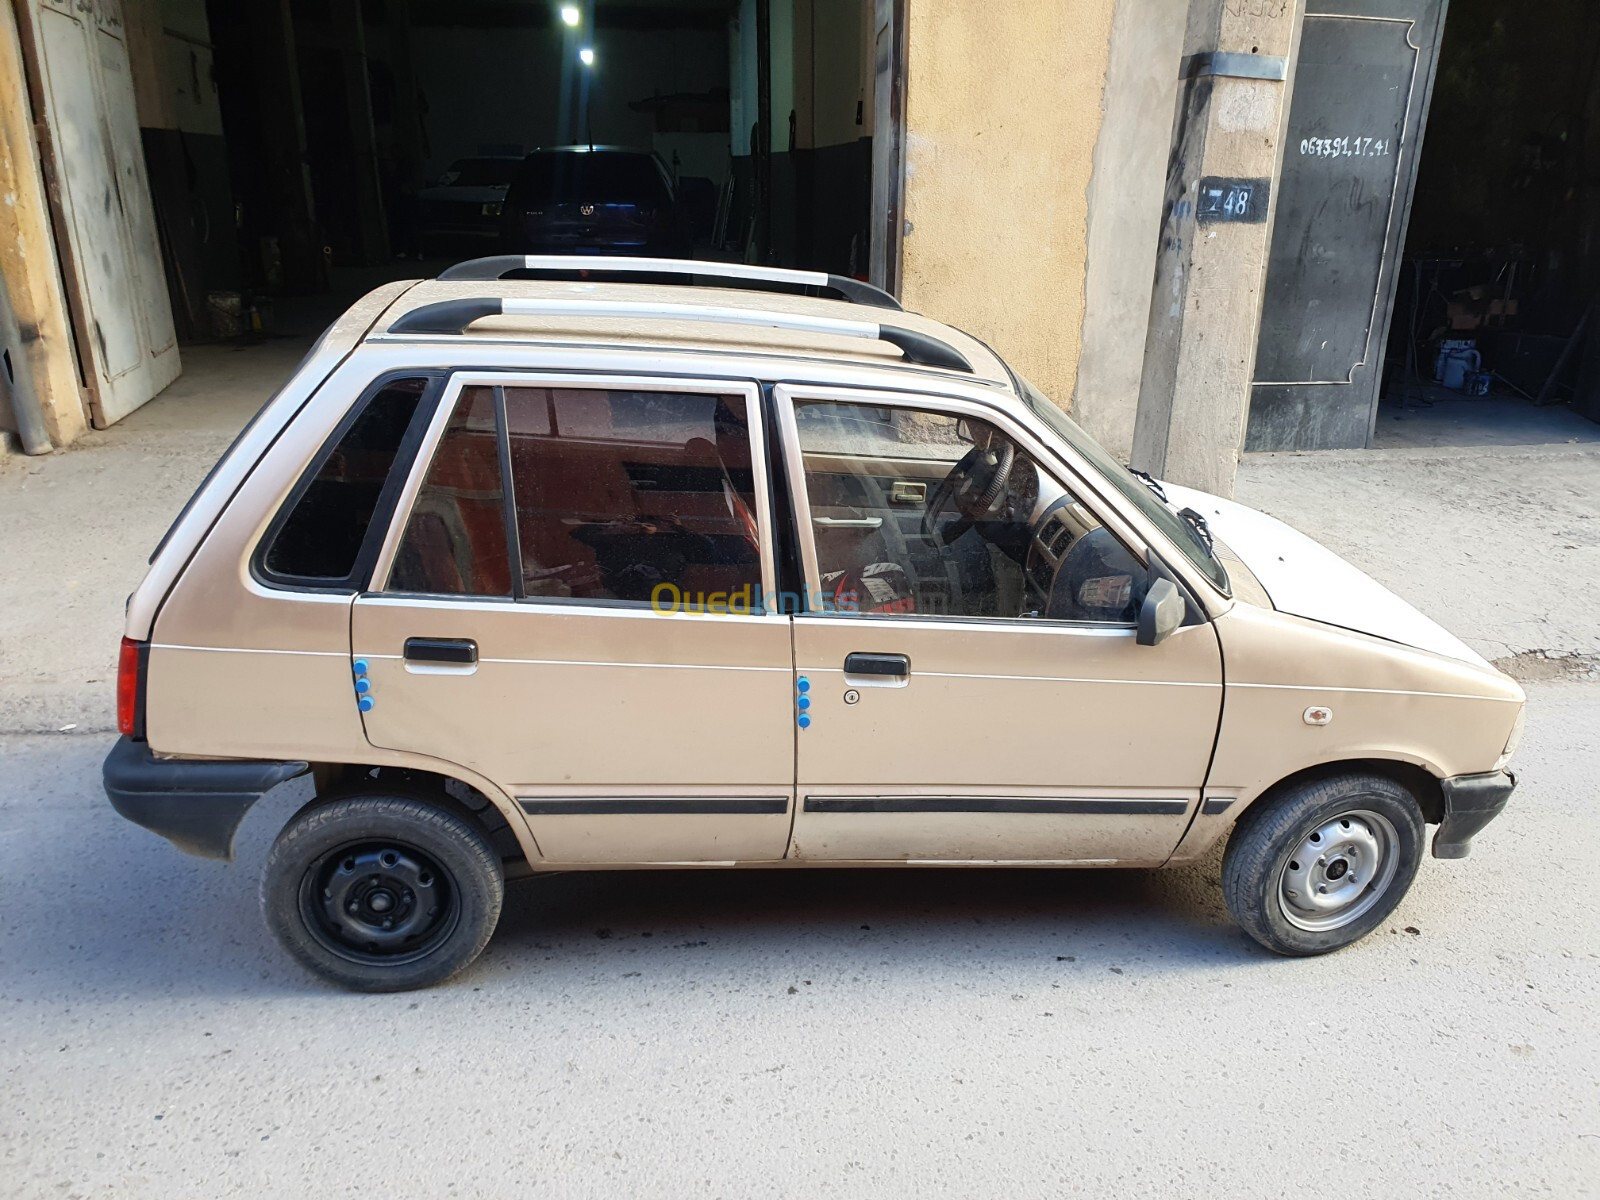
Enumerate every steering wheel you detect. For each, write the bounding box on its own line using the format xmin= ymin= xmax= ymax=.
xmin=921 ymin=441 xmax=1015 ymax=546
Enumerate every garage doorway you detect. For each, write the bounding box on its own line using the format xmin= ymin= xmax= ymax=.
xmin=1378 ymin=0 xmax=1600 ymax=444
xmin=195 ymin=0 xmax=906 ymax=326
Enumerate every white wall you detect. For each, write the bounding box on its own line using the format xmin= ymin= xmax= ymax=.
xmin=729 ymin=0 xmax=759 ymax=156
xmin=808 ymin=0 xmax=867 ymax=149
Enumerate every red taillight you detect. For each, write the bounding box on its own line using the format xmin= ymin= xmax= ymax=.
xmin=117 ymin=638 xmax=141 ymax=736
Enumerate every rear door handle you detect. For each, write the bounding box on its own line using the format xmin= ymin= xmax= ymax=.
xmin=404 ymin=637 xmax=478 ymax=666
xmin=843 ymin=652 xmax=910 ymax=679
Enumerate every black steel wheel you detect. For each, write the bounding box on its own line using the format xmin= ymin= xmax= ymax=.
xmin=263 ymin=793 xmax=503 ymax=992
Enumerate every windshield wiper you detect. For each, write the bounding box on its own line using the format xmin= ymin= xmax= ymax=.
xmin=1178 ymin=506 xmax=1215 ymax=555
xmin=1127 ymin=467 xmax=1167 ymax=503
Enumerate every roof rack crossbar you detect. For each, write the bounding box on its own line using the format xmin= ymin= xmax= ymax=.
xmin=435 ymin=254 xmax=903 ymax=311
xmin=386 ymin=296 xmax=973 ymax=373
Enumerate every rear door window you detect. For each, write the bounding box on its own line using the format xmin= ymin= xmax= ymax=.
xmin=386 ymin=384 xmax=764 ymax=608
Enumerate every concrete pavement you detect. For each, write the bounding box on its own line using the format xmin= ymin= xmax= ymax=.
xmin=2 ymin=335 xmax=1599 ymax=1196
xmin=3 ymin=683 xmax=1598 ymax=1196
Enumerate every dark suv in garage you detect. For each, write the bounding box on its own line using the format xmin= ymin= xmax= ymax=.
xmin=497 ymin=146 xmax=687 ymax=257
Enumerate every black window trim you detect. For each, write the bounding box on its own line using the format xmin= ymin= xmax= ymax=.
xmin=492 ymin=385 xmax=526 ymax=601
xmin=251 ymin=370 xmax=446 ymax=594
xmin=759 ymin=381 xmax=810 ymax=615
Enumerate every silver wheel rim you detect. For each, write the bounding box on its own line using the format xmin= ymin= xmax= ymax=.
xmin=1277 ymin=809 xmax=1400 ymax=933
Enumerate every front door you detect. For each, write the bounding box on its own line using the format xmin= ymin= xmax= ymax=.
xmin=353 ymin=375 xmax=795 ymax=864
xmin=776 ymin=386 xmax=1223 ymax=865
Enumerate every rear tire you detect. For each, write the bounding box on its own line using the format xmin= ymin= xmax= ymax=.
xmin=1222 ymin=773 xmax=1424 ymax=956
xmin=262 ymin=792 xmax=503 ymax=992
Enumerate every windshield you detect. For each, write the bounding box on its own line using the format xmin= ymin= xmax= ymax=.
xmin=1019 ymin=378 xmax=1230 ymax=594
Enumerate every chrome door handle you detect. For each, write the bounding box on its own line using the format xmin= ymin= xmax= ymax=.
xmin=813 ymin=516 xmax=884 ymax=529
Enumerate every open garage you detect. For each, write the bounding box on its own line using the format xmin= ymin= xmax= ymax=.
xmin=3 ymin=0 xmax=907 ymax=431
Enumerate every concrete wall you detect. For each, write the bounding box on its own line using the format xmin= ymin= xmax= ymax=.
xmin=898 ymin=0 xmax=1116 ymax=409
xmin=1071 ymin=0 xmax=1187 ymax=459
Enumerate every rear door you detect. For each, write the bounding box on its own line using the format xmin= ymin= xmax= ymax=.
xmin=353 ymin=373 xmax=795 ymax=864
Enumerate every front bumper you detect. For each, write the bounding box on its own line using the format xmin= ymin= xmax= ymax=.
xmin=103 ymin=736 xmax=308 ymax=860
xmin=1432 ymin=769 xmax=1516 ymax=859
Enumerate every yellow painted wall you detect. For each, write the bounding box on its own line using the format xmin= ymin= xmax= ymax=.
xmin=899 ymin=0 xmax=1115 ymax=408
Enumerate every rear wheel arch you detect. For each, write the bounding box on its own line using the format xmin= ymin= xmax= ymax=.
xmin=308 ymin=763 xmax=535 ymax=876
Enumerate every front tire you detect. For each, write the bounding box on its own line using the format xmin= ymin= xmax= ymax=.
xmin=262 ymin=792 xmax=504 ymax=992
xmin=1222 ymin=773 xmax=1424 ymax=956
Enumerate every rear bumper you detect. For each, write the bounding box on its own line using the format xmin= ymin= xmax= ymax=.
xmin=102 ymin=736 xmax=308 ymax=861
xmin=1432 ymin=769 xmax=1516 ymax=859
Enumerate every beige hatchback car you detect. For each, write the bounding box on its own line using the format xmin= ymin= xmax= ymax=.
xmin=104 ymin=256 xmax=1524 ymax=991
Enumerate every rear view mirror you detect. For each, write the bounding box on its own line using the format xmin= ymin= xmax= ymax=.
xmin=1137 ymin=578 xmax=1184 ymax=646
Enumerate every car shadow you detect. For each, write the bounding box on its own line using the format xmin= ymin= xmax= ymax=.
xmin=477 ymin=845 xmax=1259 ymax=985
xmin=5 ymin=750 xmax=1268 ymax=1001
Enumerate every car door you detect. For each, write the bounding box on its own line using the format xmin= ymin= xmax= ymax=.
xmin=352 ymin=373 xmax=795 ymax=864
xmin=775 ymin=385 xmax=1224 ymax=865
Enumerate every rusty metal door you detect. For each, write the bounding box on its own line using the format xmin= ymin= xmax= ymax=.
xmin=23 ymin=0 xmax=179 ymax=427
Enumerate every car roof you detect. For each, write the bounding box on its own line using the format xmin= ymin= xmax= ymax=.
xmin=367 ymin=277 xmax=1018 ymax=391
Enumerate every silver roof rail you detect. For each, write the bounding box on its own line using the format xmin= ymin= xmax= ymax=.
xmin=386 ymin=296 xmax=973 ymax=373
xmin=435 ymin=254 xmax=903 ymax=311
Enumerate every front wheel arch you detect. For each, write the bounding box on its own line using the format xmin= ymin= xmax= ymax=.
xmin=1233 ymin=758 xmax=1443 ymax=829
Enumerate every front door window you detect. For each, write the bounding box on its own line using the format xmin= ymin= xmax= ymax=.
xmin=791 ymin=399 xmax=1149 ymax=625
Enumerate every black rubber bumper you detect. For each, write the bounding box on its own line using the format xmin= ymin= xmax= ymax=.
xmin=103 ymin=736 xmax=309 ymax=861
xmin=1432 ymin=769 xmax=1516 ymax=860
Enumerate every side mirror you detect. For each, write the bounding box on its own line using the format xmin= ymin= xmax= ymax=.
xmin=1137 ymin=577 xmax=1184 ymax=647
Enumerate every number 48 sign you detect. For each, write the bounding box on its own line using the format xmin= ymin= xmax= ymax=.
xmin=1195 ymin=176 xmax=1271 ymax=225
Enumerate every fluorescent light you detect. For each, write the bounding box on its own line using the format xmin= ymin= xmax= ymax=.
xmin=578 ymin=46 xmax=595 ymax=66
xmin=559 ymin=5 xmax=580 ymax=26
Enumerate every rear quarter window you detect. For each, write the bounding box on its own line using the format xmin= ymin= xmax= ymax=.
xmin=258 ymin=376 xmax=435 ymax=588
